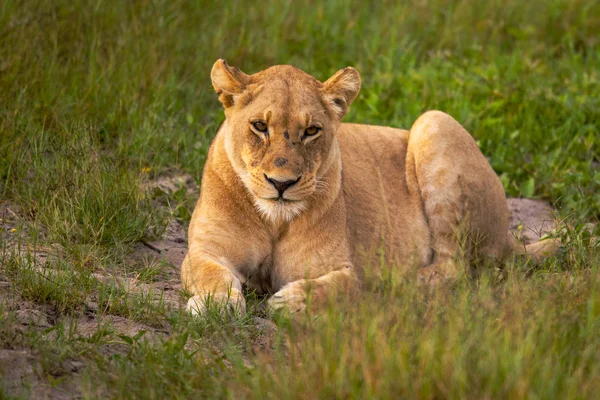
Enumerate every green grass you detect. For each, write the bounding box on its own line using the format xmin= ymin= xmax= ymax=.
xmin=1 ymin=0 xmax=599 ymax=398
xmin=2 ymin=251 xmax=96 ymax=315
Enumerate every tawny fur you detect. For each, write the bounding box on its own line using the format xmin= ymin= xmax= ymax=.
xmin=181 ymin=60 xmax=556 ymax=314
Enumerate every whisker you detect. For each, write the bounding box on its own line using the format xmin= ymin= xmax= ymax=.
xmin=315 ymin=177 xmax=331 ymax=192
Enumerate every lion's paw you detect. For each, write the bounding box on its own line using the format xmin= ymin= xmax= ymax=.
xmin=268 ymin=281 xmax=308 ymax=313
xmin=187 ymin=290 xmax=246 ymax=316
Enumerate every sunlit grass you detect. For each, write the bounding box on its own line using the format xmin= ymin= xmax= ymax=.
xmin=0 ymin=0 xmax=599 ymax=398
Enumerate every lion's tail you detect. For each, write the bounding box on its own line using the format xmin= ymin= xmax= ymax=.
xmin=509 ymin=236 xmax=562 ymax=262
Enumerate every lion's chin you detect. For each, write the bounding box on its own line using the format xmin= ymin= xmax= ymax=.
xmin=253 ymin=197 xmax=308 ymax=223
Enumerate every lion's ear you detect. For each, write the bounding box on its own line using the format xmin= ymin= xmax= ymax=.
xmin=211 ymin=59 xmax=251 ymax=108
xmin=322 ymin=67 xmax=361 ymax=120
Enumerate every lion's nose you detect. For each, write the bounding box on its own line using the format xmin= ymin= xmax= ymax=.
xmin=264 ymin=174 xmax=301 ymax=197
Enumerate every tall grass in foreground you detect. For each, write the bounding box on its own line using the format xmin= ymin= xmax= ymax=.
xmin=89 ymin=248 xmax=600 ymax=399
xmin=240 ymin=273 xmax=600 ymax=399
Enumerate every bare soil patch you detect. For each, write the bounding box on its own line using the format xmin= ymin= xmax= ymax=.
xmin=507 ymin=198 xmax=556 ymax=244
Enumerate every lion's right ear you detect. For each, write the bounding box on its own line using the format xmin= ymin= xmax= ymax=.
xmin=211 ymin=59 xmax=250 ymax=108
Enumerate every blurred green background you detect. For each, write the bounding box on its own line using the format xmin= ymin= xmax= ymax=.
xmin=1 ymin=0 xmax=598 ymax=230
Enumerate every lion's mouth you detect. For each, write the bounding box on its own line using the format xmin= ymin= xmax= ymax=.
xmin=253 ymin=195 xmax=308 ymax=222
xmin=266 ymin=197 xmax=301 ymax=203
xmin=258 ymin=194 xmax=307 ymax=206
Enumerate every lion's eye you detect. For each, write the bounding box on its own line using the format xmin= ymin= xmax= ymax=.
xmin=252 ymin=121 xmax=268 ymax=133
xmin=305 ymin=126 xmax=320 ymax=136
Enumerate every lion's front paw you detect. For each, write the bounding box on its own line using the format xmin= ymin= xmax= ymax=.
xmin=187 ymin=290 xmax=246 ymax=316
xmin=268 ymin=281 xmax=308 ymax=313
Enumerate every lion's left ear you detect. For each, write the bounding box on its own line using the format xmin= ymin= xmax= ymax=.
xmin=322 ymin=67 xmax=361 ymax=120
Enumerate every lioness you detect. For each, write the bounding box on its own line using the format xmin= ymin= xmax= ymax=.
xmin=181 ymin=59 xmax=556 ymax=314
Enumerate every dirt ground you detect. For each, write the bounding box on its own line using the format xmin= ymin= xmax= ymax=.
xmin=507 ymin=198 xmax=556 ymax=244
xmin=0 ymin=176 xmax=560 ymax=398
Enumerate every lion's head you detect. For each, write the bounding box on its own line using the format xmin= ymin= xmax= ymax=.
xmin=210 ymin=59 xmax=361 ymax=222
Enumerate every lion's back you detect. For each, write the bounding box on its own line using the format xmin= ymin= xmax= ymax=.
xmin=337 ymin=123 xmax=431 ymax=270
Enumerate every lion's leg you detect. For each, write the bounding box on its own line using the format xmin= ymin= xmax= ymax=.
xmin=267 ymin=266 xmax=359 ymax=314
xmin=181 ymin=254 xmax=246 ymax=315
xmin=407 ymin=111 xmax=512 ymax=282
